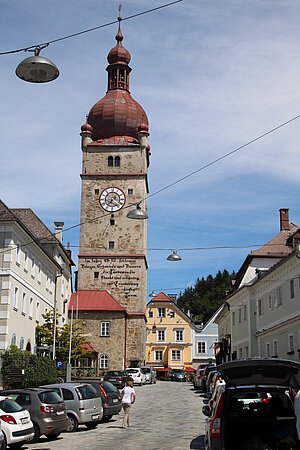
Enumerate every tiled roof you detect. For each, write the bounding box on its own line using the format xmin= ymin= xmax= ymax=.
xmin=250 ymin=223 xmax=298 ymax=256
xmin=152 ymin=292 xmax=172 ymax=302
xmin=0 ymin=199 xmax=16 ymax=222
xmin=69 ymin=290 xmax=126 ymax=312
xmin=82 ymin=343 xmax=97 ymax=353
xmin=11 ymin=208 xmax=58 ymax=245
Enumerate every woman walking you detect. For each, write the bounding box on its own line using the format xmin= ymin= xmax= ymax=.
xmin=121 ymin=379 xmax=136 ymax=429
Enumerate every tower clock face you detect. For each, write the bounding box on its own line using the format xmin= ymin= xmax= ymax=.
xmin=99 ymin=187 xmax=126 ymax=212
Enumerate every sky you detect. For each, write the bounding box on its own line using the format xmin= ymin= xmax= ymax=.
xmin=1 ymin=0 xmax=300 ymax=300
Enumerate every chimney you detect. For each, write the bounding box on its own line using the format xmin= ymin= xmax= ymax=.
xmin=279 ymin=209 xmax=289 ymax=231
xmin=54 ymin=221 xmax=64 ymax=243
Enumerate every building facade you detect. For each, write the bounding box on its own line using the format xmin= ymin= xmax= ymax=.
xmin=191 ymin=308 xmax=220 ymax=368
xmin=73 ymin=20 xmax=150 ymax=369
xmin=145 ymin=292 xmax=193 ymax=370
xmin=215 ymin=208 xmax=300 ymax=364
xmin=0 ymin=199 xmax=73 ymax=354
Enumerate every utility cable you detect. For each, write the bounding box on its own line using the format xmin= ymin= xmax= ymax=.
xmin=0 ymin=112 xmax=300 ymax=256
xmin=0 ymin=0 xmax=183 ymax=56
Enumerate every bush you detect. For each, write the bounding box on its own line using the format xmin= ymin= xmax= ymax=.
xmin=1 ymin=346 xmax=58 ymax=388
xmin=24 ymin=355 xmax=58 ymax=387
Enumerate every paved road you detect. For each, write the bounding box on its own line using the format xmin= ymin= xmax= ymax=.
xmin=28 ymin=381 xmax=206 ymax=450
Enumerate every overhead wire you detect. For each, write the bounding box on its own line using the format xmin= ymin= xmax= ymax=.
xmin=0 ymin=0 xmax=183 ymax=56
xmin=1 ymin=112 xmax=300 ymax=256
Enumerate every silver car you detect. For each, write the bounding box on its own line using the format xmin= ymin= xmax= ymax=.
xmin=41 ymin=383 xmax=103 ymax=432
xmin=141 ymin=366 xmax=156 ymax=384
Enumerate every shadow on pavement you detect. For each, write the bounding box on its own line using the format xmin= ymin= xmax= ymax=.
xmin=190 ymin=434 xmax=205 ymax=449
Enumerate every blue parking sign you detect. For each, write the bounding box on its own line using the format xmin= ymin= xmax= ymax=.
xmin=56 ymin=361 xmax=63 ymax=369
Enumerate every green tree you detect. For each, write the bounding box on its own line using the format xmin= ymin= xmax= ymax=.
xmin=36 ymin=310 xmax=91 ymax=363
xmin=178 ymin=269 xmax=235 ymax=324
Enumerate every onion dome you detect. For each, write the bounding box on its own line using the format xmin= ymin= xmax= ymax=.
xmin=107 ymin=22 xmax=131 ymax=65
xmin=81 ymin=117 xmax=93 ymax=133
xmin=87 ymin=19 xmax=149 ymax=142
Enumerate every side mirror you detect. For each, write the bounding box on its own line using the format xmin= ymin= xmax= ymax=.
xmin=203 ymin=399 xmax=209 ymax=405
xmin=202 ymin=405 xmax=211 ymax=416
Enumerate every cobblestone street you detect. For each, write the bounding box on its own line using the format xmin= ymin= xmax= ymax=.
xmin=28 ymin=381 xmax=205 ymax=450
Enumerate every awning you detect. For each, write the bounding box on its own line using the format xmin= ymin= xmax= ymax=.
xmin=184 ymin=367 xmax=195 ymax=373
xmin=156 ymin=367 xmax=170 ymax=372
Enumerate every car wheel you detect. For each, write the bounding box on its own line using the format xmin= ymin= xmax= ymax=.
xmin=0 ymin=436 xmax=6 ymax=450
xmin=85 ymin=422 xmax=98 ymax=430
xmin=26 ymin=423 xmax=40 ymax=443
xmin=101 ymin=415 xmax=112 ymax=422
xmin=46 ymin=433 xmax=61 ymax=440
xmin=9 ymin=442 xmax=26 ymax=449
xmin=66 ymin=414 xmax=79 ymax=432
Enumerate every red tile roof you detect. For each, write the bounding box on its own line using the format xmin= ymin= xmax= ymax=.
xmin=152 ymin=292 xmax=172 ymax=302
xmin=69 ymin=290 xmax=125 ymax=312
xmin=82 ymin=343 xmax=97 ymax=353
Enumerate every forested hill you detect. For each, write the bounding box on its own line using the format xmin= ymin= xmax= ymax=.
xmin=177 ymin=269 xmax=235 ymax=325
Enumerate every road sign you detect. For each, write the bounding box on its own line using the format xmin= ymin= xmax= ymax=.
xmin=56 ymin=361 xmax=63 ymax=369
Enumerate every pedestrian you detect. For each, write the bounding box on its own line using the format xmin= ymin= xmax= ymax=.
xmin=295 ymin=389 xmax=300 ymax=441
xmin=120 ymin=378 xmax=135 ymax=429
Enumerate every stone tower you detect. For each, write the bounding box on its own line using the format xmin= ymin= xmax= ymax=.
xmin=77 ymin=19 xmax=150 ymax=367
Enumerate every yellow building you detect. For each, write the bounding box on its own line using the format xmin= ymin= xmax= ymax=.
xmin=145 ymin=292 xmax=193 ymax=370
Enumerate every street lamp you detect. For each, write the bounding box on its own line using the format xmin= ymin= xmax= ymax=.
xmin=126 ymin=203 xmax=148 ymax=220
xmin=167 ymin=250 xmax=182 ymax=261
xmin=16 ymin=46 xmax=59 ymax=83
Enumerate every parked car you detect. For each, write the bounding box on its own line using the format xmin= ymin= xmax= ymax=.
xmin=201 ymin=365 xmax=216 ymax=393
xmin=104 ymin=371 xmax=129 ymax=389
xmin=0 ymin=387 xmax=68 ymax=442
xmin=41 ymin=383 xmax=103 ymax=432
xmin=194 ymin=368 xmax=205 ymax=390
xmin=140 ymin=366 xmax=156 ymax=384
xmin=0 ymin=395 xmax=34 ymax=447
xmin=205 ymin=370 xmax=218 ymax=394
xmin=125 ymin=368 xmax=146 ymax=386
xmin=81 ymin=381 xmax=122 ymax=421
xmin=202 ymin=358 xmax=300 ymax=450
xmin=168 ymin=369 xmax=187 ymax=382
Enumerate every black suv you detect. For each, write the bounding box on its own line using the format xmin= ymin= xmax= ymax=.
xmin=202 ymin=358 xmax=300 ymax=450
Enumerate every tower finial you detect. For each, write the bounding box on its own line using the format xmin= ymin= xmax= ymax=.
xmin=116 ymin=4 xmax=123 ymax=42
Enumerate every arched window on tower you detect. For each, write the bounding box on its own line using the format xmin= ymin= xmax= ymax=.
xmin=119 ymin=69 xmax=125 ymax=89
xmin=20 ymin=336 xmax=24 ymax=350
xmin=11 ymin=333 xmax=16 ymax=346
xmin=111 ymin=69 xmax=117 ymax=89
xmin=100 ymin=354 xmax=109 ymax=370
xmin=115 ymin=156 xmax=120 ymax=167
xmin=108 ymin=156 xmax=113 ymax=167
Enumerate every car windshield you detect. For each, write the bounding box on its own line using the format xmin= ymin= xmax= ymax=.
xmin=126 ymin=369 xmax=138 ymax=374
xmin=0 ymin=399 xmax=23 ymax=413
xmin=173 ymin=370 xmax=184 ymax=373
xmin=100 ymin=382 xmax=118 ymax=393
xmin=106 ymin=371 xmax=123 ymax=377
xmin=38 ymin=391 xmax=63 ymax=404
xmin=76 ymin=385 xmax=97 ymax=400
xmin=140 ymin=368 xmax=150 ymax=374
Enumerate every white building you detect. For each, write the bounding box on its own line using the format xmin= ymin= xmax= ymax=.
xmin=215 ymin=208 xmax=300 ymax=364
xmin=0 ymin=199 xmax=73 ymax=353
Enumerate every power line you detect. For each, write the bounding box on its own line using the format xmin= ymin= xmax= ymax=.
xmin=0 ymin=0 xmax=183 ymax=56
xmin=1 ymin=112 xmax=300 ymax=256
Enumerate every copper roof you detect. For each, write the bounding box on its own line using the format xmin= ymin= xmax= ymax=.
xmin=69 ymin=290 xmax=126 ymax=312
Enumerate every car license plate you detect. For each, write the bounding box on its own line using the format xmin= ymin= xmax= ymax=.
xmin=92 ymin=415 xmax=99 ymax=421
xmin=56 ymin=410 xmax=65 ymax=415
xmin=21 ymin=417 xmax=29 ymax=424
xmin=113 ymin=398 xmax=118 ymax=403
